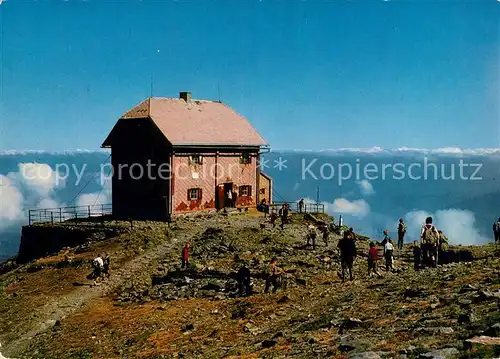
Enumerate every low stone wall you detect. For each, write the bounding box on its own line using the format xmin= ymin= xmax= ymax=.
xmin=18 ymin=224 xmax=125 ymax=263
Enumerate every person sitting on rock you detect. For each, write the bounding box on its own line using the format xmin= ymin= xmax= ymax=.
xmin=412 ymin=240 xmax=422 ymax=271
xmin=367 ymin=242 xmax=381 ymax=277
xmin=338 ymin=230 xmax=356 ymax=282
xmin=264 ymin=257 xmax=283 ymax=293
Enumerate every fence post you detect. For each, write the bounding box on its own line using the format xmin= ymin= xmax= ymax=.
xmin=39 ymin=211 xmax=42 ymax=222
xmin=28 ymin=210 xmax=31 ymax=225
xmin=51 ymin=212 xmax=54 ymax=224
xmin=88 ymin=205 xmax=91 ymax=218
xmin=59 ymin=208 xmax=62 ymax=223
xmin=101 ymin=204 xmax=104 ymax=215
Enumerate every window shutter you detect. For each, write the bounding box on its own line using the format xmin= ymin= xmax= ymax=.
xmin=199 ymin=188 xmax=203 ymax=200
xmin=187 ymin=189 xmax=191 ymax=201
xmin=238 ymin=187 xmax=242 ymax=197
xmin=249 ymin=186 xmax=253 ymax=196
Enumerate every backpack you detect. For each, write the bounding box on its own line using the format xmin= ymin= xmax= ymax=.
xmin=494 ymin=222 xmax=500 ymax=233
xmin=422 ymin=225 xmax=439 ymax=245
xmin=400 ymin=223 xmax=407 ymax=233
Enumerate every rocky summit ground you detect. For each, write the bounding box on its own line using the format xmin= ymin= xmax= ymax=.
xmin=1 ymin=211 xmax=500 ymax=359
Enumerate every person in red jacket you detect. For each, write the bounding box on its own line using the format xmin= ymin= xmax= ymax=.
xmin=181 ymin=243 xmax=190 ymax=269
xmin=367 ymin=242 xmax=381 ymax=277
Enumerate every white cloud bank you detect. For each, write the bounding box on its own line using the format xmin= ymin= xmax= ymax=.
xmin=279 ymin=147 xmax=500 ymax=156
xmin=0 ymin=175 xmax=24 ymax=230
xmin=404 ymin=209 xmax=487 ymax=245
xmin=0 ymin=163 xmax=64 ymax=231
xmin=357 ymin=180 xmax=375 ymax=195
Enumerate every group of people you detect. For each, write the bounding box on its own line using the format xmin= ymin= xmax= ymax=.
xmin=305 ymin=223 xmax=329 ymax=250
xmin=264 ymin=203 xmax=291 ymax=230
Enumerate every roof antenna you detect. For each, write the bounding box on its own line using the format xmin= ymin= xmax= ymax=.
xmin=150 ymin=75 xmax=154 ymax=98
xmin=217 ymin=83 xmax=221 ymax=103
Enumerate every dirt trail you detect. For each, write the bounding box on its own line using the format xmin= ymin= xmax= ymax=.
xmin=3 ymin=229 xmax=193 ymax=358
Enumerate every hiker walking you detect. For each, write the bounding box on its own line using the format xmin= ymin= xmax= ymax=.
xmin=397 ymin=218 xmax=406 ymax=250
xmin=420 ymin=217 xmax=439 ymax=268
xmin=322 ymin=225 xmax=329 ymax=246
xmin=298 ymin=198 xmax=304 ymax=213
xmin=269 ymin=210 xmax=278 ymax=228
xmin=338 ymin=230 xmax=356 ymax=282
xmin=264 ymin=257 xmax=283 ymax=293
xmin=181 ymin=243 xmax=190 ymax=269
xmin=306 ymin=224 xmax=317 ymax=250
xmin=367 ymin=242 xmax=382 ymax=277
xmin=412 ymin=240 xmax=422 ymax=271
xmin=279 ymin=204 xmax=289 ymax=230
xmin=92 ymin=255 xmax=104 ymax=283
xmin=234 ymin=255 xmax=252 ymax=297
xmin=383 ymin=231 xmax=395 ymax=271
xmin=493 ymin=217 xmax=500 ymax=244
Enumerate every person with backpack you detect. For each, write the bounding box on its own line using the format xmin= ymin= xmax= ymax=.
xmin=91 ymin=255 xmax=104 ymax=284
xmin=493 ymin=217 xmax=500 ymax=244
xmin=338 ymin=230 xmax=356 ymax=282
xmin=420 ymin=217 xmax=439 ymax=268
xmin=397 ymin=218 xmax=407 ymax=250
xmin=306 ymin=224 xmax=317 ymax=250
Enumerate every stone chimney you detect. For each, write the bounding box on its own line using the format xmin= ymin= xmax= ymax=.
xmin=179 ymin=91 xmax=192 ymax=102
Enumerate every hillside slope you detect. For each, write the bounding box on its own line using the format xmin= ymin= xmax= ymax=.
xmin=1 ymin=212 xmax=499 ymax=359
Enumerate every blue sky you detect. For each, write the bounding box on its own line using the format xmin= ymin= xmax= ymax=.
xmin=0 ymin=0 xmax=498 ymax=151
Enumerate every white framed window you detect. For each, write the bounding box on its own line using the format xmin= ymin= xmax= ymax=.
xmin=189 ymin=188 xmax=202 ymax=200
xmin=240 ymin=153 xmax=251 ymax=164
xmin=190 ymin=155 xmax=202 ymax=165
xmin=239 ymin=185 xmax=252 ymax=197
